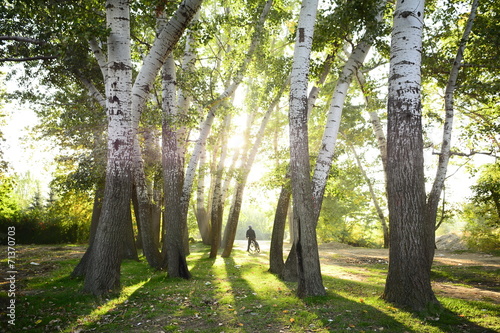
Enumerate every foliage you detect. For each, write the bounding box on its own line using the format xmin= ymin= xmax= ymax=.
xmin=5 ymin=243 xmax=499 ymax=332
xmin=462 ymin=203 xmax=500 ymax=255
xmin=317 ymin=159 xmax=383 ymax=248
xmin=0 ymin=174 xmax=19 ymax=217
xmin=0 ymin=190 xmax=92 ymax=245
xmin=460 ymin=163 xmax=500 ymax=255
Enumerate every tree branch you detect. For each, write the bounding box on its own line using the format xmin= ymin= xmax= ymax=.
xmin=432 ymin=149 xmax=498 ymax=158
xmin=0 ymin=55 xmax=57 ymax=62
xmin=0 ymin=36 xmax=46 ymax=44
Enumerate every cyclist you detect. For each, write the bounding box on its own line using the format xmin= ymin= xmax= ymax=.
xmin=246 ymin=226 xmax=257 ymax=252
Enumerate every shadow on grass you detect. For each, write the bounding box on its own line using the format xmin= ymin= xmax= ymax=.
xmin=8 ymin=243 xmax=499 ymax=333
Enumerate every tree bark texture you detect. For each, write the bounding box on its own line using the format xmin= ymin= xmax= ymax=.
xmin=269 ymin=177 xmax=291 ymax=275
xmin=71 ymin=182 xmax=104 ymax=278
xmin=82 ymin=0 xmax=134 ymax=296
xmin=162 ymin=54 xmax=191 ymax=278
xmin=382 ymin=0 xmax=439 ymax=311
xmin=288 ymin=0 xmax=325 ymax=297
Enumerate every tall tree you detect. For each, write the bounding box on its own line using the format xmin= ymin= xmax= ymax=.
xmin=83 ymin=0 xmax=134 ymax=295
xmin=382 ymin=0 xmax=439 ymax=311
xmin=288 ymin=0 xmax=326 ymax=298
xmin=426 ymin=0 xmax=479 ymax=240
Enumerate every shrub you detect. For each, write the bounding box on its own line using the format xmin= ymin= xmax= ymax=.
xmin=0 ymin=208 xmax=90 ymax=245
xmin=461 ymin=203 xmax=500 ymax=255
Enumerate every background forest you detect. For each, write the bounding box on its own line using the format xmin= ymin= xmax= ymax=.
xmin=0 ymin=0 xmax=498 ymax=261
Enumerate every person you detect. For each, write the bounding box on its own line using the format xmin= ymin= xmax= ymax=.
xmin=246 ymin=226 xmax=256 ymax=252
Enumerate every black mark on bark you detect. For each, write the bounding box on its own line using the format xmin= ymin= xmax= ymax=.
xmin=113 ymin=139 xmax=123 ymax=151
xmin=299 ymin=28 xmax=305 ymax=43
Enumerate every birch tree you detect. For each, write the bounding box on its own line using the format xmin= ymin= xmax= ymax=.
xmin=82 ymin=0 xmax=134 ymax=295
xmin=74 ymin=0 xmax=202 ymax=291
xmin=288 ymin=0 xmax=325 ymax=297
xmin=382 ymin=0 xmax=440 ymax=311
xmin=426 ymin=0 xmax=479 ymax=241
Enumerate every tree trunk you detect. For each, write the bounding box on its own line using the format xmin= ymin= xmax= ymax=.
xmin=122 ymin=199 xmax=139 ymax=260
xmin=382 ymin=0 xmax=439 ymax=311
xmin=76 ymin=0 xmax=202 ymax=291
xmin=209 ymin=115 xmax=231 ymax=258
xmin=82 ymin=0 xmax=133 ymax=296
xmin=71 ymin=181 xmax=104 ymax=278
xmin=426 ymin=0 xmax=478 ymax=252
xmin=161 ymin=54 xmax=190 ymax=278
xmin=311 ymin=3 xmax=384 ymax=212
xmin=288 ymin=0 xmax=325 ymax=298
xmin=132 ymin=181 xmax=162 ymax=268
xmin=195 ymin=148 xmax=211 ymax=244
xmin=269 ymin=177 xmax=291 ymax=275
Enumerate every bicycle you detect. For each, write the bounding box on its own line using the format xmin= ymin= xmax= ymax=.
xmin=248 ymin=239 xmax=260 ymax=254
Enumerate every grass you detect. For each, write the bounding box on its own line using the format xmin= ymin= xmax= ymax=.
xmin=1 ymin=243 xmax=499 ymax=332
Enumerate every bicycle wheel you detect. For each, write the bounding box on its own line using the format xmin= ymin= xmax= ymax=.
xmin=249 ymin=241 xmax=258 ymax=254
xmin=254 ymin=240 xmax=260 ymax=253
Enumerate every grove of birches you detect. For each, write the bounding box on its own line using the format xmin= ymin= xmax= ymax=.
xmin=0 ymin=0 xmax=498 ymax=311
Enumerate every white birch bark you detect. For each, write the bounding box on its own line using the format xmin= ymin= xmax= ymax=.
xmin=427 ymin=0 xmax=479 ymax=223
xmin=83 ymin=0 xmax=133 ymax=295
xmin=383 ymin=0 xmax=439 ymax=311
xmin=130 ymin=0 xmax=203 ymax=128
xmin=311 ymin=3 xmax=386 ymax=213
xmin=288 ymin=0 xmax=325 ymax=298
xmin=77 ymin=75 xmax=106 ymax=109
xmin=356 ymin=70 xmax=387 ymax=175
xmin=307 ymin=52 xmax=335 ymax=116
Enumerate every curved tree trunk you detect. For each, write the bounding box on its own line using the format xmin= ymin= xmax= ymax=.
xmin=269 ymin=177 xmax=291 ymax=275
xmin=71 ymin=181 xmax=104 ymax=278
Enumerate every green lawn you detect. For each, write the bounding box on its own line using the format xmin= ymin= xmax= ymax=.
xmin=1 ymin=243 xmax=499 ymax=332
